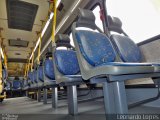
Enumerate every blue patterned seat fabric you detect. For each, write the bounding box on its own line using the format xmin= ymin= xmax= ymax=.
xmin=28 ymin=71 xmax=34 ymax=83
xmin=2 ymin=69 xmax=7 ymax=79
xmin=13 ymin=80 xmax=21 ymax=89
xmin=44 ymin=58 xmax=55 ymax=80
xmin=75 ymin=30 xmax=116 ymax=66
xmin=33 ymin=70 xmax=38 ymax=83
xmin=38 ymin=66 xmax=44 ymax=82
xmin=54 ymin=50 xmax=80 ymax=75
xmin=111 ymin=34 xmax=142 ymax=62
xmin=75 ymin=30 xmax=156 ymax=67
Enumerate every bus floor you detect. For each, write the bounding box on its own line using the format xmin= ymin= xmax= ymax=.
xmin=0 ymin=97 xmax=160 ymax=119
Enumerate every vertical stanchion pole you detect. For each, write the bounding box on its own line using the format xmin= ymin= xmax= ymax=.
xmin=0 ymin=29 xmax=3 ymax=95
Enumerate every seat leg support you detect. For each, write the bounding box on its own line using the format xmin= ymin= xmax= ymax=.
xmin=43 ymin=88 xmax=47 ymax=104
xmin=52 ymin=87 xmax=58 ymax=108
xmin=67 ymin=85 xmax=78 ymax=115
xmin=37 ymin=89 xmax=41 ymax=102
xmin=103 ymin=81 xmax=128 ymax=115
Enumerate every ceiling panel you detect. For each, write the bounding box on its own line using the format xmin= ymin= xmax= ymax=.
xmin=9 ymin=39 xmax=29 ymax=47
xmin=6 ymin=0 xmax=38 ymax=31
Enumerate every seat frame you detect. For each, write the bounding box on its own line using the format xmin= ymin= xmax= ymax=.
xmin=71 ymin=9 xmax=160 ymax=116
xmin=53 ymin=35 xmax=84 ymax=115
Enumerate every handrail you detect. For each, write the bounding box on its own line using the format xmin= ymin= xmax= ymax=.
xmin=51 ymin=0 xmax=57 ymax=44
xmin=3 ymin=48 xmax=7 ymax=69
xmin=37 ymin=34 xmax=42 ymax=65
xmin=0 ymin=30 xmax=3 ymax=94
xmin=29 ymin=1 xmax=55 ymax=60
xmin=31 ymin=52 xmax=34 ymax=72
xmin=25 ymin=0 xmax=58 ymax=77
xmin=38 ymin=0 xmax=81 ymax=58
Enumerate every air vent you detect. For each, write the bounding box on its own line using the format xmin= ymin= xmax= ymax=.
xmin=6 ymin=0 xmax=38 ymax=31
xmin=9 ymin=39 xmax=29 ymax=47
xmin=15 ymin=53 xmax=21 ymax=55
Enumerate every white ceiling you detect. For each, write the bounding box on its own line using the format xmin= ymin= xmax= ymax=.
xmin=0 ymin=0 xmax=49 ymax=59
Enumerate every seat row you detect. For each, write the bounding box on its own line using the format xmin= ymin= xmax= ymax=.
xmin=23 ymin=8 xmax=160 ymax=117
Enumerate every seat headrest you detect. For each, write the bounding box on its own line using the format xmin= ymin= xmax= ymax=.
xmin=56 ymin=34 xmax=72 ymax=48
xmin=77 ymin=8 xmax=96 ymax=30
xmin=39 ymin=59 xmax=43 ymax=66
xmin=108 ymin=16 xmax=123 ymax=34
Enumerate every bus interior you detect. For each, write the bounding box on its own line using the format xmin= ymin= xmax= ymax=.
xmin=0 ymin=0 xmax=160 ymax=119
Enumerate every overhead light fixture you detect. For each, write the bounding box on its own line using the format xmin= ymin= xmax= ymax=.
xmin=0 ymin=48 xmax=4 ymax=59
xmin=34 ymin=38 xmax=41 ymax=52
xmin=56 ymin=15 xmax=69 ymax=34
xmin=29 ymin=12 xmax=54 ymax=60
xmin=41 ymin=12 xmax=54 ymax=36
xmin=71 ymin=0 xmax=81 ymax=12
xmin=29 ymin=52 xmax=33 ymax=60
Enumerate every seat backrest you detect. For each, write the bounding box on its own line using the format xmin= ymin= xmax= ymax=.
xmin=108 ymin=16 xmax=142 ymax=62
xmin=71 ymin=9 xmax=119 ymax=80
xmin=54 ymin=34 xmax=80 ymax=75
xmin=75 ymin=30 xmax=116 ymax=66
xmin=12 ymin=80 xmax=21 ymax=89
xmin=33 ymin=70 xmax=38 ymax=83
xmin=44 ymin=58 xmax=55 ymax=80
xmin=54 ymin=50 xmax=80 ymax=75
xmin=28 ymin=71 xmax=34 ymax=83
xmin=2 ymin=69 xmax=7 ymax=80
xmin=110 ymin=35 xmax=142 ymax=62
xmin=38 ymin=66 xmax=44 ymax=82
xmin=72 ymin=9 xmax=116 ymax=67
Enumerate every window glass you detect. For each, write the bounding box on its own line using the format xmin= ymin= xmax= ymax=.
xmin=106 ymin=0 xmax=160 ymax=43
xmin=92 ymin=5 xmax=104 ymax=31
xmin=70 ymin=33 xmax=74 ymax=47
xmin=57 ymin=47 xmax=67 ymax=50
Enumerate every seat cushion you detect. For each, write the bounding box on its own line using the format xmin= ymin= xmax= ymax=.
xmin=44 ymin=58 xmax=55 ymax=80
xmin=75 ymin=30 xmax=116 ymax=66
xmin=54 ymin=50 xmax=80 ymax=75
xmin=111 ymin=34 xmax=142 ymax=62
xmin=38 ymin=66 xmax=44 ymax=82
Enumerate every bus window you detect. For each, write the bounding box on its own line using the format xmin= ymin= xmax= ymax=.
xmin=57 ymin=47 xmax=67 ymax=50
xmin=92 ymin=6 xmax=104 ymax=31
xmin=70 ymin=33 xmax=75 ymax=47
xmin=106 ymin=0 xmax=160 ymax=43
